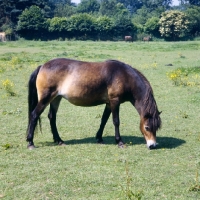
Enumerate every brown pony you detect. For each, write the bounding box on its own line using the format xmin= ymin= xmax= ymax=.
xmin=143 ymin=36 xmax=151 ymax=42
xmin=125 ymin=36 xmax=133 ymax=42
xmin=27 ymin=58 xmax=161 ymax=149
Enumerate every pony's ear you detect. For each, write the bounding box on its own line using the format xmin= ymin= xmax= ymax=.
xmin=159 ymin=111 xmax=162 ymax=115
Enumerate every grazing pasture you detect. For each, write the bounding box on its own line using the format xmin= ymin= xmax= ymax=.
xmin=0 ymin=40 xmax=200 ymax=199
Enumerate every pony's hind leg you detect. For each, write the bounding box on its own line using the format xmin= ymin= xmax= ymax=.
xmin=27 ymin=102 xmax=46 ymax=149
xmin=48 ymin=96 xmax=65 ymax=145
xmin=96 ymin=104 xmax=111 ymax=143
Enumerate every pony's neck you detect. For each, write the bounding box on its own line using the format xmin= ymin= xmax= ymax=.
xmin=132 ymin=87 xmax=156 ymax=118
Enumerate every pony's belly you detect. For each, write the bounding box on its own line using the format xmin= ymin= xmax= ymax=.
xmin=59 ymin=85 xmax=108 ymax=106
xmin=59 ymin=77 xmax=108 ymax=106
xmin=61 ymin=93 xmax=107 ymax=106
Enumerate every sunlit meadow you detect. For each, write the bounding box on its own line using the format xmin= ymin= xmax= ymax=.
xmin=0 ymin=40 xmax=200 ymax=199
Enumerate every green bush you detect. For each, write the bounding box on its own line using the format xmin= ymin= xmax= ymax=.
xmin=17 ymin=5 xmax=47 ymax=39
xmin=144 ymin=17 xmax=160 ymax=37
xmin=69 ymin=13 xmax=96 ymax=39
xmin=95 ymin=16 xmax=114 ymax=40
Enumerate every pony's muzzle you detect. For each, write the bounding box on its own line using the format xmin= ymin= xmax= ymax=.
xmin=146 ymin=140 xmax=157 ymax=150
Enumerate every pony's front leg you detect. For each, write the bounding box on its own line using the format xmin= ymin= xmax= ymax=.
xmin=110 ymin=99 xmax=124 ymax=147
xmin=48 ymin=96 xmax=65 ymax=145
xmin=96 ymin=104 xmax=111 ymax=143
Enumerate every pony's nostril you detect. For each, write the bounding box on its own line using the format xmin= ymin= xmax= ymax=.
xmin=148 ymin=144 xmax=156 ymax=150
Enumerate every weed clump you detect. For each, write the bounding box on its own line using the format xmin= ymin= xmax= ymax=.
xmin=189 ymin=164 xmax=200 ymax=192
xmin=121 ymin=161 xmax=143 ymax=200
xmin=167 ymin=67 xmax=200 ymax=86
xmin=2 ymin=79 xmax=16 ymax=96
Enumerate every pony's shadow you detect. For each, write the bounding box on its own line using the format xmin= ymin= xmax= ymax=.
xmin=40 ymin=136 xmax=185 ymax=149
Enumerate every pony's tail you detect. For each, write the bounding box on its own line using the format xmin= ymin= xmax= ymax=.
xmin=27 ymin=65 xmax=42 ymax=134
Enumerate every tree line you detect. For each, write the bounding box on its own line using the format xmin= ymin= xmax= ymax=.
xmin=1 ymin=0 xmax=200 ymax=41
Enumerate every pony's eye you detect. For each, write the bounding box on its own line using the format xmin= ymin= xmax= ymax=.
xmin=145 ymin=126 xmax=150 ymax=131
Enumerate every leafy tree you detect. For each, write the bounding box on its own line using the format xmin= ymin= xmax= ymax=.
xmin=188 ymin=0 xmax=200 ymax=5
xmin=77 ymin=0 xmax=100 ymax=13
xmin=17 ymin=5 xmax=47 ymax=39
xmin=127 ymin=0 xmax=143 ymax=14
xmin=142 ymin=0 xmax=172 ymax=10
xmin=54 ymin=3 xmax=76 ymax=17
xmin=115 ymin=3 xmax=129 ymax=16
xmin=47 ymin=17 xmax=71 ymax=39
xmin=113 ymin=15 xmax=136 ymax=39
xmin=68 ymin=13 xmax=96 ymax=39
xmin=95 ymin=16 xmax=114 ymax=40
xmin=132 ymin=1 xmax=166 ymax=26
xmin=0 ymin=0 xmax=54 ymax=25
xmin=99 ymin=0 xmax=119 ymax=17
xmin=117 ymin=0 xmax=172 ymax=13
xmin=100 ymin=0 xmax=129 ymax=18
xmin=132 ymin=6 xmax=150 ymax=25
xmin=185 ymin=6 xmax=200 ymax=36
xmin=144 ymin=17 xmax=160 ymax=37
xmin=48 ymin=17 xmax=70 ymax=32
xmin=0 ymin=0 xmax=17 ymax=27
xmin=159 ymin=10 xmax=189 ymax=40
xmin=50 ymin=0 xmax=71 ymax=4
xmin=117 ymin=0 xmax=142 ymax=8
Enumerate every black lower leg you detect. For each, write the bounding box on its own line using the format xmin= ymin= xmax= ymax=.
xmin=113 ymin=121 xmax=124 ymax=146
xmin=27 ymin=112 xmax=40 ymax=149
xmin=48 ymin=97 xmax=64 ymax=145
xmin=96 ymin=104 xmax=111 ymax=143
xmin=110 ymin=100 xmax=124 ymax=147
xmin=48 ymin=111 xmax=64 ymax=144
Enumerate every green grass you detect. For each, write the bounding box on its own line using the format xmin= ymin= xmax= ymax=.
xmin=0 ymin=40 xmax=200 ymax=199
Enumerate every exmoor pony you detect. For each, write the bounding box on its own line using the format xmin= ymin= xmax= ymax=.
xmin=27 ymin=58 xmax=161 ymax=149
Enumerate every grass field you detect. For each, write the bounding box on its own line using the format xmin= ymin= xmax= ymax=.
xmin=0 ymin=40 xmax=200 ymax=199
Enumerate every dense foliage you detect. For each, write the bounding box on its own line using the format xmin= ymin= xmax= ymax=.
xmin=1 ymin=0 xmax=200 ymax=40
xmin=17 ymin=6 xmax=47 ymax=39
xmin=159 ymin=10 xmax=189 ymax=40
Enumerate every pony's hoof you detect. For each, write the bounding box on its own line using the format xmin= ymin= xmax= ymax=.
xmin=97 ymin=141 xmax=104 ymax=145
xmin=27 ymin=145 xmax=36 ymax=150
xmin=96 ymin=139 xmax=104 ymax=144
xmin=118 ymin=142 xmax=126 ymax=148
xmin=58 ymin=142 xmax=66 ymax=146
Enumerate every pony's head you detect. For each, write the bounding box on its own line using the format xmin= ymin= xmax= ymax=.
xmin=140 ymin=111 xmax=161 ymax=149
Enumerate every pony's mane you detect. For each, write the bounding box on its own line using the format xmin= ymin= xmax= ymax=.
xmin=134 ymin=68 xmax=162 ymax=132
